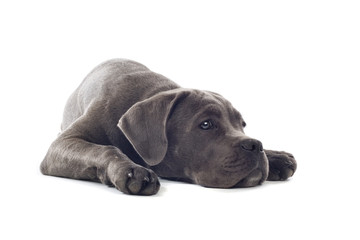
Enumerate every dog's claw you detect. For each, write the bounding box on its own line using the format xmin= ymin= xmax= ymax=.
xmin=117 ymin=166 xmax=160 ymax=195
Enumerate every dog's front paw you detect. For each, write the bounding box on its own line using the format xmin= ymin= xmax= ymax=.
xmin=108 ymin=162 xmax=160 ymax=195
xmin=265 ymin=150 xmax=297 ymax=181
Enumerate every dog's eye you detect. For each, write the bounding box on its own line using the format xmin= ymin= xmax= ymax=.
xmin=200 ymin=120 xmax=214 ymax=130
xmin=242 ymin=121 xmax=246 ymax=128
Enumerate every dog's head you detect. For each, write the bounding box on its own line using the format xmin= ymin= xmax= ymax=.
xmin=118 ymin=89 xmax=268 ymax=188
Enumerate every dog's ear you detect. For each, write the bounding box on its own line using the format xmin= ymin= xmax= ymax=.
xmin=118 ymin=89 xmax=189 ymax=166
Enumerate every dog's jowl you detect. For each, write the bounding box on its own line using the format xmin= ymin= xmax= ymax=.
xmin=40 ymin=59 xmax=297 ymax=195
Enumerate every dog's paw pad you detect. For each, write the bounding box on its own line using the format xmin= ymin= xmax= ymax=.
xmin=266 ymin=150 xmax=297 ymax=181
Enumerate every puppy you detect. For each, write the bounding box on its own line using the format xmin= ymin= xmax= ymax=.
xmin=40 ymin=59 xmax=297 ymax=195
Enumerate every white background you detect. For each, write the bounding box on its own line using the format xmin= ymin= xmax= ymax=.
xmin=1 ymin=1 xmax=359 ymax=239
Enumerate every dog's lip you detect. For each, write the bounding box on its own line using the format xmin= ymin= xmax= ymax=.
xmin=232 ymin=169 xmax=263 ymax=188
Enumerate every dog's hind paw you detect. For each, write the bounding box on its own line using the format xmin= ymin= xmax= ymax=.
xmin=265 ymin=150 xmax=297 ymax=181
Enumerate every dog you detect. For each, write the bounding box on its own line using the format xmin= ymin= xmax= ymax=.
xmin=40 ymin=59 xmax=297 ymax=195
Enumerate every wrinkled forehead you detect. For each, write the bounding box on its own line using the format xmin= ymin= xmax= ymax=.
xmin=188 ymin=90 xmax=243 ymax=121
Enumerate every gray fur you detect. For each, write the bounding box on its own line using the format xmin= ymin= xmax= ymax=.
xmin=40 ymin=59 xmax=297 ymax=195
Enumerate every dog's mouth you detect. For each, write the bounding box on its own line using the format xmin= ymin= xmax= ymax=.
xmin=232 ymin=169 xmax=264 ymax=188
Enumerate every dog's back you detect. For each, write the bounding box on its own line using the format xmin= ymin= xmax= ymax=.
xmin=61 ymin=59 xmax=179 ymax=131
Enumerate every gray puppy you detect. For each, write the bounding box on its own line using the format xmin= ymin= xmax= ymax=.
xmin=40 ymin=59 xmax=297 ymax=195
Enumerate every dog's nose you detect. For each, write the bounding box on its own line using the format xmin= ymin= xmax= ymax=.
xmin=241 ymin=139 xmax=263 ymax=152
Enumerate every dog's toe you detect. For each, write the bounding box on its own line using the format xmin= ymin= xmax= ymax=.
xmin=125 ymin=167 xmax=160 ymax=195
xmin=108 ymin=162 xmax=160 ymax=195
xmin=265 ymin=150 xmax=297 ymax=181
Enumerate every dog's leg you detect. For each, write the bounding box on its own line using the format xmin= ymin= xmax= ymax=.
xmin=40 ymin=123 xmax=160 ymax=195
xmin=265 ymin=150 xmax=297 ymax=181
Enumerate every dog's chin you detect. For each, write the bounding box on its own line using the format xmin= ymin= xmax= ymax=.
xmin=232 ymin=169 xmax=265 ymax=188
